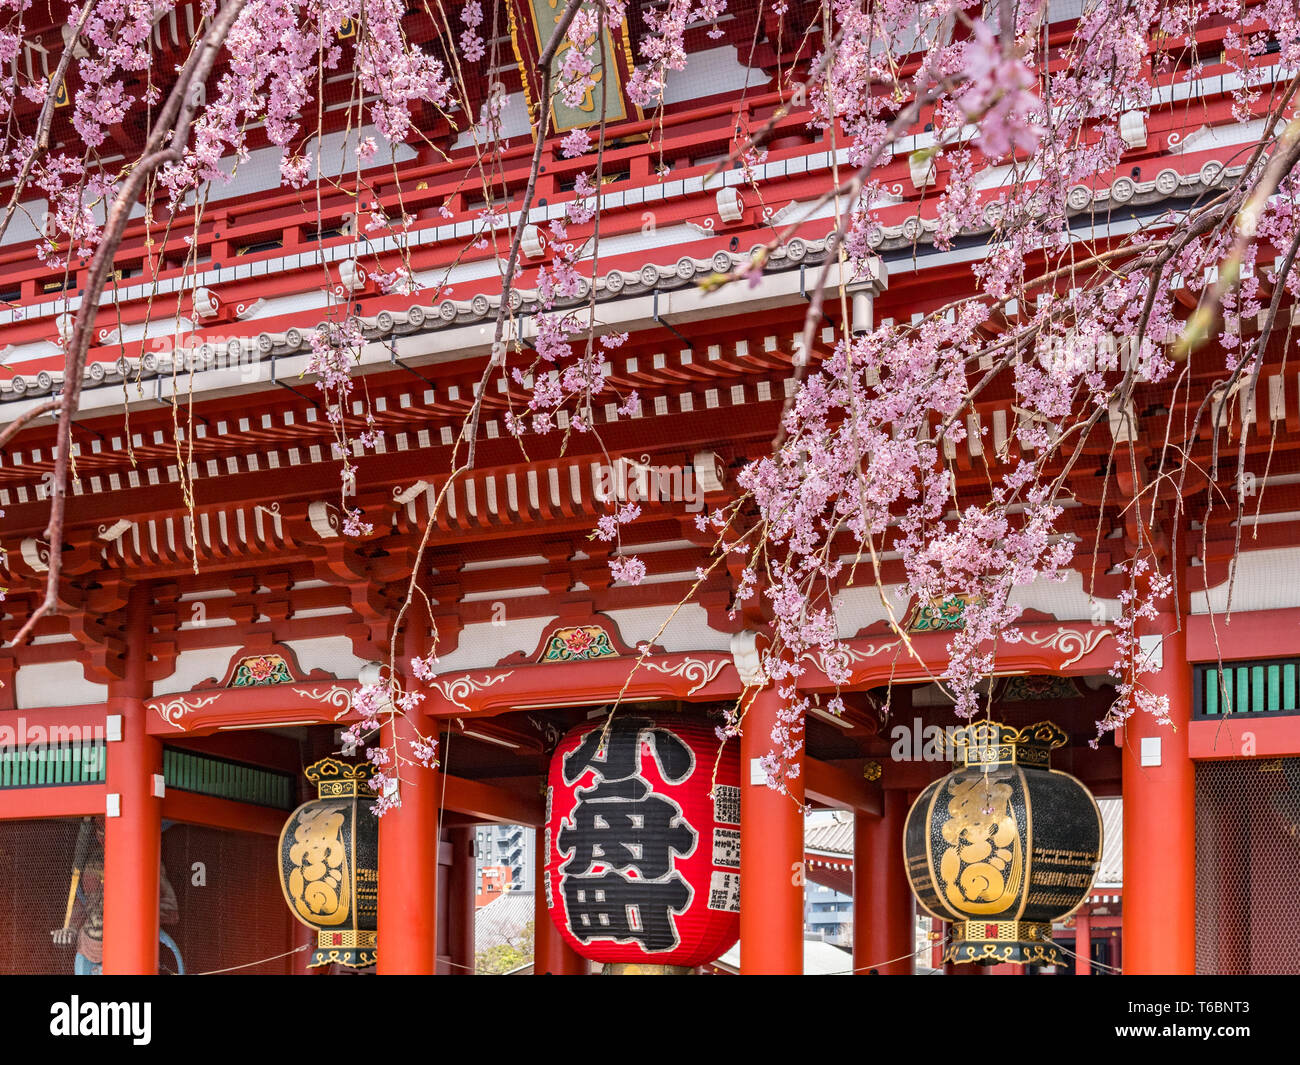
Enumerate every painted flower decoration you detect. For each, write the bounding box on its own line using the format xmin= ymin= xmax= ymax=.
xmin=246 ymin=656 xmax=276 ymax=681
xmin=563 ymin=627 xmax=595 ymax=655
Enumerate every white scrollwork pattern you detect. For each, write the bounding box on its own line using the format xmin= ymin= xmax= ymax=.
xmin=800 ymin=640 xmax=905 ymax=680
xmin=292 ymin=685 xmax=356 ymax=720
xmin=1020 ymin=626 xmax=1113 ymax=667
xmin=431 ymin=671 xmax=514 ymax=711
xmin=148 ymin=693 xmax=222 ymax=730
xmin=640 ymin=657 xmax=728 ymax=696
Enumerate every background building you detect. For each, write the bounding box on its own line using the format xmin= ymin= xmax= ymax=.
xmin=475 ymin=824 xmax=534 ymax=896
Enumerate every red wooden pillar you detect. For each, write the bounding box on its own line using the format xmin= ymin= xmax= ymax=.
xmin=1122 ymin=611 xmax=1196 ymax=974
xmin=1074 ymin=909 xmax=1092 ymax=975
xmin=377 ymin=622 xmax=439 ymax=975
xmin=532 ymin=826 xmax=587 ymax=974
xmin=853 ymin=790 xmax=913 ymax=974
xmin=740 ymin=684 xmax=805 ymax=975
xmin=103 ymin=584 xmax=163 ymax=975
xmin=447 ymin=827 xmax=476 ymax=975
xmin=930 ymin=918 xmax=944 ymax=970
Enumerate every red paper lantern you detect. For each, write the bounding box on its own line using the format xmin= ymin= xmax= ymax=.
xmin=544 ymin=711 xmax=740 ymax=970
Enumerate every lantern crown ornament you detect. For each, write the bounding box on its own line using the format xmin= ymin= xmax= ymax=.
xmin=953 ymin=719 xmax=1068 ymax=769
xmin=904 ymin=719 xmax=1102 ymax=967
xmin=304 ymin=755 xmax=375 ymax=798
xmin=278 ymin=757 xmax=379 ymax=969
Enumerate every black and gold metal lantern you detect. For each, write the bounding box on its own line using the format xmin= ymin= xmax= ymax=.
xmin=903 ymin=720 xmax=1102 ymax=966
xmin=278 ymin=757 xmax=379 ymax=968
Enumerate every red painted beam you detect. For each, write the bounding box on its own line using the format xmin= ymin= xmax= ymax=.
xmin=441 ymin=774 xmax=544 ymax=826
xmin=0 ymin=784 xmax=105 ymax=818
xmin=161 ymin=789 xmax=288 ymax=836
xmin=1189 ymin=714 xmax=1300 ymax=759
xmin=0 ymin=705 xmax=107 ymax=732
xmin=1187 ymin=609 xmax=1300 ymax=663
xmin=804 ymin=758 xmax=882 ymax=815
xmin=165 ymin=730 xmax=304 ymax=773
xmin=427 ymin=652 xmax=740 ymax=716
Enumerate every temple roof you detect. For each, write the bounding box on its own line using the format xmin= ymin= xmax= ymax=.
xmin=805 ymin=810 xmax=853 ymax=856
xmin=474 ymin=888 xmax=535 ymax=961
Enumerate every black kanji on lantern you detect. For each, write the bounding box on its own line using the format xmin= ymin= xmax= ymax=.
xmin=561 ymin=716 xmax=695 ymax=786
xmin=557 ymin=716 xmax=697 ymax=952
xmin=563 ymin=872 xmax=692 ymax=948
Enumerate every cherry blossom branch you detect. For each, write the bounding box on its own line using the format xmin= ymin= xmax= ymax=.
xmin=7 ymin=0 xmax=251 ymax=647
xmin=0 ymin=0 xmax=96 ymax=247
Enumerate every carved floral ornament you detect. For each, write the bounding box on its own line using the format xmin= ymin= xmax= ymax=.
xmin=229 ymin=653 xmax=293 ymax=687
xmin=903 ymin=593 xmax=978 ymax=632
xmin=1018 ymin=626 xmax=1114 ymax=668
xmin=541 ymin=624 xmax=618 ymax=662
xmin=206 ymin=642 xmax=333 ymax=689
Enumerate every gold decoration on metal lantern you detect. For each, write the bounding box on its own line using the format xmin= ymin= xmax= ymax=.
xmin=903 ymin=720 xmax=1103 ymax=966
xmin=278 ymin=757 xmax=379 ymax=968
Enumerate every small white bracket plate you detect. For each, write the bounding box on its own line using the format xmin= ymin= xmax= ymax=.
xmin=1138 ymin=633 xmax=1164 ymax=672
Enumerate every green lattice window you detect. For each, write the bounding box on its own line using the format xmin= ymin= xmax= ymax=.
xmin=1195 ymin=659 xmax=1300 ymax=717
xmin=0 ymin=738 xmax=106 ymax=788
xmin=162 ymin=749 xmax=296 ymax=809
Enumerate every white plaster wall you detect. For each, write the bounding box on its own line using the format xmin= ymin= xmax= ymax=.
xmin=1009 ymin=569 xmax=1121 ymax=622
xmin=1192 ymin=547 xmax=1300 ymax=614
xmin=663 ymin=45 xmax=765 ymax=105
xmin=285 ymin=635 xmax=369 ymax=680
xmin=15 ymin=662 xmax=108 ymax=709
xmin=603 ymin=603 xmax=731 ymax=653
xmin=833 ymin=583 xmax=910 ymax=638
xmin=152 ymin=645 xmax=241 ymax=697
xmin=431 ymin=615 xmax=559 ymax=672
xmin=451 ymin=92 xmax=533 ymax=149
